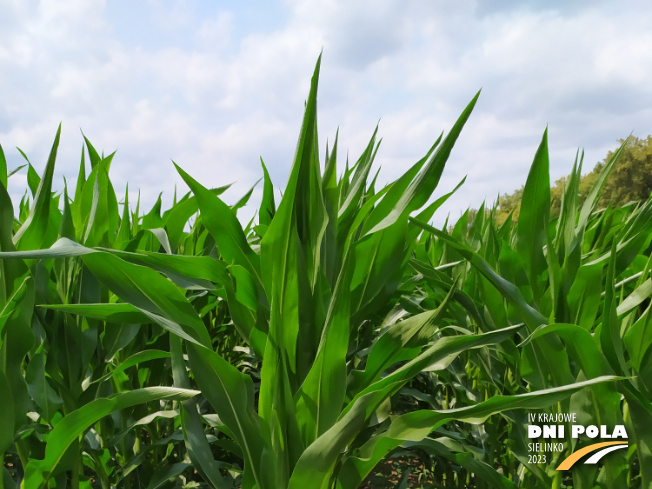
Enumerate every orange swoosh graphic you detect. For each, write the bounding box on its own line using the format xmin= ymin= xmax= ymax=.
xmin=557 ymin=441 xmax=628 ymax=470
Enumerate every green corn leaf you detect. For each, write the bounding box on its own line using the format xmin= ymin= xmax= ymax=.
xmin=404 ymin=437 xmax=517 ymax=489
xmin=567 ymin=261 xmax=603 ymax=328
xmin=115 ymin=184 xmax=131 ymax=248
xmin=407 ymin=176 xmax=467 ymax=243
xmin=58 ymin=184 xmax=75 ymax=240
xmin=186 ymin=343 xmax=272 ymax=489
xmin=175 ymin=163 xmax=262 ymax=286
xmin=289 ymin=324 xmax=523 ymax=489
xmin=13 ymin=124 xmax=61 ymax=250
xmin=15 ymin=147 xmax=31 ymax=166
xmin=347 ymin=290 xmax=453 ymax=398
xmin=7 ymin=238 xmax=267 ymax=353
xmin=6 ymin=164 xmax=26 ymax=180
xmin=349 ymin=219 xmax=407 ymax=314
xmin=0 ymin=276 xmax=35 ymax=431
xmin=3 ymin=240 xmax=212 ymax=346
xmin=145 ymin=463 xmax=192 ymax=489
xmin=353 ymin=324 xmax=523 ymax=404
xmin=576 ymin=139 xmax=626 ymax=237
xmin=410 ymin=218 xmax=547 ymax=328
xmin=232 ymin=179 xmax=260 ymax=213
xmin=518 ymin=323 xmax=611 ymax=378
xmin=554 ymin=149 xmax=582 ymax=256
xmin=148 ymin=228 xmax=172 ymax=254
xmin=516 ymin=128 xmax=550 ymax=301
xmin=142 ymin=192 xmax=164 ymax=230
xmin=95 ymin=349 xmax=170 ymax=385
xmin=414 ymin=218 xmax=575 ymax=388
xmin=116 ymin=249 xmax=223 ymax=290
xmin=81 ymin=252 xmax=212 ymax=346
xmin=110 ymin=409 xmax=180 ymax=446
xmin=288 ymin=384 xmax=397 ymax=489
xmin=626 ymin=394 xmax=652 ymax=489
xmin=617 ymin=277 xmax=652 ymax=316
xmin=358 ymin=144 xmax=431 ymax=237
xmin=364 ymin=91 xmax=479 ymax=236
xmin=0 ymin=236 xmax=94 ymax=259
xmin=409 ymin=258 xmax=488 ymax=330
xmin=258 ymin=57 xmax=323 ymax=468
xmin=72 ymin=144 xmax=86 ymax=231
xmin=0 ymin=143 xmax=6 ymax=189
xmin=295 ymin=257 xmax=352 ymax=447
xmin=623 ymin=305 xmax=652 ymax=370
xmin=25 ymin=344 xmax=63 ymax=422
xmin=338 ymin=376 xmax=622 ymax=489
xmin=23 ymin=387 xmax=200 ymax=488
xmin=114 ymin=250 xmax=268 ymax=355
xmin=164 ymin=185 xmax=231 ymax=249
xmin=27 ymin=163 xmax=40 ymax=197
xmin=80 ymin=159 xmax=120 ymax=247
xmin=82 ymin=134 xmax=102 ymax=169
xmin=600 ymin=241 xmax=629 ymax=375
xmin=0 ymin=371 xmax=14 ymax=456
xmin=170 ymin=335 xmax=230 ymax=489
xmin=321 ymin=134 xmax=338 ymax=285
xmin=337 ymin=126 xmax=379 ymax=230
xmin=0 ymin=183 xmax=28 ymax=301
xmin=259 ymin=158 xmax=276 ymax=227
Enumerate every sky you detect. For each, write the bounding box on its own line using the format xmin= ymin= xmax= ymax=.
xmin=1 ymin=0 xmax=651 ymax=225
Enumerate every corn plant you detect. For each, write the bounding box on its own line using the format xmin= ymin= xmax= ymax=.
xmin=0 ymin=57 xmax=647 ymax=489
xmin=405 ymin=141 xmax=652 ymax=488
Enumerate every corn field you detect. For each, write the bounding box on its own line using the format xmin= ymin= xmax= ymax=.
xmin=1 ymin=58 xmax=651 ymax=489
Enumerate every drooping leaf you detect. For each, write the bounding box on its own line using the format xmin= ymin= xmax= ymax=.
xmin=23 ymin=387 xmax=200 ymax=488
xmin=338 ymin=376 xmax=622 ymax=489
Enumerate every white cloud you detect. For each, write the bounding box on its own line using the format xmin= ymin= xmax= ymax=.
xmin=1 ymin=0 xmax=651 ymax=226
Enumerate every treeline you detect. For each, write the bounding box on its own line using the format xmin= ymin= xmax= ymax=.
xmin=494 ymin=135 xmax=652 ymax=224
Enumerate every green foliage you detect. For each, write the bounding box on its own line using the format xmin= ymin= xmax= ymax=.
xmin=0 ymin=60 xmax=650 ymax=489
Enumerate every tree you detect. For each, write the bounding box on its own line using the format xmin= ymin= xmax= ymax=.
xmin=597 ymin=135 xmax=652 ymax=206
xmin=494 ymin=135 xmax=652 ymax=224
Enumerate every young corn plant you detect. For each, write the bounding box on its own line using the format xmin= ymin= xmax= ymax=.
xmin=0 ymin=133 xmax=213 ymax=489
xmin=407 ymin=140 xmax=652 ymax=488
xmin=0 ymin=57 xmax=641 ymax=489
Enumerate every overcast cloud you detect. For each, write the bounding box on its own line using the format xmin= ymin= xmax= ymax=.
xmin=1 ymin=0 xmax=651 ymax=224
